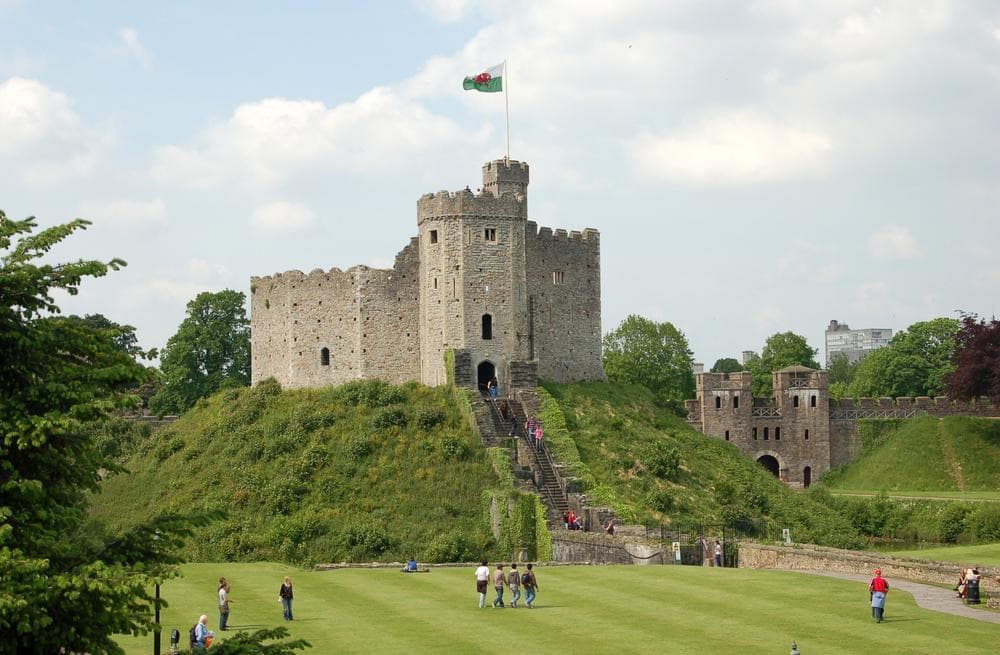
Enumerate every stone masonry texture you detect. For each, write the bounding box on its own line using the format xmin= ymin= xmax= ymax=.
xmin=686 ymin=369 xmax=1000 ymax=487
xmin=251 ymin=160 xmax=605 ymax=390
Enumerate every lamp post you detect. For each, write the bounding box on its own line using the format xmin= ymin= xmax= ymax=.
xmin=154 ymin=580 xmax=161 ymax=655
xmin=153 ymin=529 xmax=162 ymax=655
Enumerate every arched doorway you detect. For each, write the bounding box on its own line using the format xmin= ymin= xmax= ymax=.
xmin=757 ymin=455 xmax=780 ymax=478
xmin=477 ymin=360 xmax=496 ymax=393
xmin=803 ymin=466 xmax=812 ymax=488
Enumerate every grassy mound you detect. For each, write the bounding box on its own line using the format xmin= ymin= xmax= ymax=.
xmin=821 ymin=416 xmax=1000 ymax=492
xmin=89 ymin=379 xmax=503 ymax=564
xmin=541 ymin=382 xmax=863 ymax=547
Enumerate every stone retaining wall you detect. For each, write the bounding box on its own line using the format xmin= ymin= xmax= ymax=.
xmin=551 ymin=531 xmax=667 ymax=565
xmin=739 ymin=542 xmax=998 ymax=598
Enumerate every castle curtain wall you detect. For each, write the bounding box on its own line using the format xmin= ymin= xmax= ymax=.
xmin=524 ymin=222 xmax=604 ymax=382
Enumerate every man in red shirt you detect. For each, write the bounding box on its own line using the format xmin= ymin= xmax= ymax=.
xmin=868 ymin=569 xmax=889 ymax=623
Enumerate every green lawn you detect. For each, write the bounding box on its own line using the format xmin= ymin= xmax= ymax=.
xmin=831 ymin=490 xmax=1000 ymax=502
xmin=885 ymin=542 xmax=1000 ymax=567
xmin=118 ymin=563 xmax=996 ymax=654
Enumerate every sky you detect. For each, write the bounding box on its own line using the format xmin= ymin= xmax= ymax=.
xmin=2 ymin=0 xmax=999 ymax=367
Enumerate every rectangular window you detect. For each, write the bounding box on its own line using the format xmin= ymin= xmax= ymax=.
xmin=552 ymin=271 xmax=565 ymax=285
xmin=484 ymin=228 xmax=497 ymax=242
xmin=804 ymin=429 xmax=809 ymax=440
xmin=752 ymin=427 xmax=758 ymax=440
xmin=715 ymin=396 xmax=721 ymax=409
xmin=775 ymin=427 xmax=781 ymax=440
xmin=793 ymin=396 xmax=800 ymax=408
xmin=733 ymin=396 xmax=739 ymax=409
xmin=429 ymin=229 xmax=438 ymax=244
xmin=763 ymin=427 xmax=769 ymax=440
xmin=724 ymin=430 xmax=730 ymax=441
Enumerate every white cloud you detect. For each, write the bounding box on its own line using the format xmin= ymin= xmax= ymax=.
xmin=79 ymin=198 xmax=167 ymax=228
xmin=0 ymin=76 xmax=106 ymax=185
xmin=852 ymin=280 xmax=890 ymax=312
xmin=119 ymin=27 xmax=153 ymax=70
xmin=151 ymin=88 xmax=479 ymax=189
xmin=252 ymin=201 xmax=317 ymax=234
xmin=123 ymin=258 xmax=232 ymax=309
xmin=413 ymin=0 xmax=473 ymax=23
xmin=753 ymin=303 xmax=787 ymax=332
xmin=628 ymin=110 xmax=833 ymax=185
xmin=867 ymin=224 xmax=922 ymax=260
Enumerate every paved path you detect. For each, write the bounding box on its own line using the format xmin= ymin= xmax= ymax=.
xmin=786 ymin=569 xmax=1000 ymax=624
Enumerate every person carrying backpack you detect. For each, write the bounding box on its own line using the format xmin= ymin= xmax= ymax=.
xmin=521 ymin=563 xmax=539 ymax=608
xmin=190 ymin=614 xmax=214 ymax=650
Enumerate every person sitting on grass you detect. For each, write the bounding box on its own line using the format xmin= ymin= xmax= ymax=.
xmin=402 ymin=557 xmax=418 ymax=572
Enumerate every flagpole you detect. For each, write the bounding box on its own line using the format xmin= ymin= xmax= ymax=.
xmin=504 ymin=59 xmax=510 ymax=162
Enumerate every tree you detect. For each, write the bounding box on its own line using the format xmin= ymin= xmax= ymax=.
xmin=946 ymin=313 xmax=1000 ymax=402
xmin=0 ymin=212 xmax=168 ymax=653
xmin=848 ymin=317 xmax=959 ymax=398
xmin=827 ymin=352 xmax=859 ymax=385
xmin=746 ymin=331 xmax=820 ymax=397
xmin=150 ymin=290 xmax=250 ymax=414
xmin=710 ymin=357 xmax=743 ymax=374
xmin=603 ymin=315 xmax=695 ymax=403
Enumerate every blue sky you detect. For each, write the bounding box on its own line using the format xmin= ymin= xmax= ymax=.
xmin=2 ymin=1 xmax=999 ymax=367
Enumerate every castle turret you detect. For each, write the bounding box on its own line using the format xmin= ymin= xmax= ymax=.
xmin=482 ymin=159 xmax=529 ymax=205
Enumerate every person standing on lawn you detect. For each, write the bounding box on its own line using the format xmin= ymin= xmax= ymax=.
xmin=279 ymin=576 xmax=294 ymax=621
xmin=492 ymin=563 xmax=508 ymax=607
xmin=217 ymin=577 xmax=231 ymax=631
xmin=521 ymin=563 xmax=539 ymax=608
xmin=475 ymin=560 xmax=490 ymax=608
xmin=868 ymin=569 xmax=889 ymax=623
xmin=509 ymin=563 xmax=521 ymax=608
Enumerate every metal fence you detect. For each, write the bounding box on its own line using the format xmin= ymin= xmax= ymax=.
xmin=643 ymin=519 xmax=779 ymax=567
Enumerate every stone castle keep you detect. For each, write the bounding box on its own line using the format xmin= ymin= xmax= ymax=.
xmin=685 ymin=367 xmax=1000 ymax=487
xmin=250 ymin=159 xmax=604 ymax=391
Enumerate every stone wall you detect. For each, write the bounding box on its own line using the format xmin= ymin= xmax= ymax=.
xmin=551 ymin=531 xmax=667 ymax=565
xmin=687 ymin=369 xmax=1000 ymax=485
xmin=525 ymin=221 xmax=604 ymax=383
xmin=252 ymin=159 xmax=605 ymax=392
xmin=739 ymin=542 xmax=998 ymax=597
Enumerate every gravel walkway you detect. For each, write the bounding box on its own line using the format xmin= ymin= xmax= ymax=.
xmin=786 ymin=569 xmax=1000 ymax=624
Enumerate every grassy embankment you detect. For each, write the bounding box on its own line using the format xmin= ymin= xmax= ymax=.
xmin=815 ymin=416 xmax=1000 ymax=546
xmin=90 ymin=379 xmax=518 ymax=565
xmin=540 ymin=382 xmax=862 ymax=547
xmin=885 ymin=543 xmax=1000 ymax=567
xmin=116 ymin=563 xmax=998 ymax=655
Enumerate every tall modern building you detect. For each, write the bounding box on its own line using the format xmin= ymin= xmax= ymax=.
xmin=825 ymin=320 xmax=893 ymax=365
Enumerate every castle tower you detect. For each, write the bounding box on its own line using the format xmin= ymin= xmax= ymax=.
xmin=416 ymin=159 xmax=532 ymax=388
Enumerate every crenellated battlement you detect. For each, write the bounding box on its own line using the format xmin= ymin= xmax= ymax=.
xmin=251 ymin=157 xmax=604 ymax=392
xmin=526 ymin=220 xmax=600 ymax=243
xmin=830 ymin=395 xmax=1000 ymax=416
xmin=417 ymin=189 xmax=525 ymax=222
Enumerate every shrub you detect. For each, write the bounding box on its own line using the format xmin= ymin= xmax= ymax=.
xmin=153 ymin=436 xmax=185 ymax=463
xmin=423 ymin=529 xmax=475 ymax=563
xmin=346 ymin=435 xmax=372 ymax=460
xmin=441 ymin=434 xmax=469 ymax=459
xmin=343 ymin=521 xmax=392 ymax=559
xmin=938 ymin=503 xmax=970 ymax=543
xmin=335 ymin=380 xmax=404 ymax=408
xmin=646 ymin=488 xmax=674 ymax=513
xmin=644 ymin=441 xmax=681 ymax=479
xmin=372 ymin=407 xmax=408 ymax=429
xmin=967 ymin=504 xmax=1000 ymax=541
xmin=416 ymin=409 xmax=446 ymax=431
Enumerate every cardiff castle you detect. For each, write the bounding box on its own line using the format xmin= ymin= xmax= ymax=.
xmin=250 ymin=159 xmax=605 ymax=392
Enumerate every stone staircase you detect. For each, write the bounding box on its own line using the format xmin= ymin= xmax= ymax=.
xmin=472 ymin=392 xmax=569 ymax=529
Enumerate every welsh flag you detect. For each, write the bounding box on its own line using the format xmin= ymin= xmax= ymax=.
xmin=463 ymin=63 xmax=503 ymax=93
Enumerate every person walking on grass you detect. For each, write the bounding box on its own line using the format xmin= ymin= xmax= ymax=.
xmin=868 ymin=569 xmax=889 ymax=623
xmin=492 ymin=563 xmax=508 ymax=607
xmin=509 ymin=563 xmax=521 ymax=608
xmin=521 ymin=563 xmax=538 ymax=608
xmin=217 ymin=577 xmax=231 ymax=631
xmin=279 ymin=576 xmax=294 ymax=621
xmin=475 ymin=560 xmax=490 ymax=608
xmin=714 ymin=540 xmax=723 ymax=567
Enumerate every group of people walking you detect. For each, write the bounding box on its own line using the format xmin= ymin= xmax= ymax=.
xmin=475 ymin=561 xmax=539 ymax=609
xmin=190 ymin=576 xmax=294 ymax=650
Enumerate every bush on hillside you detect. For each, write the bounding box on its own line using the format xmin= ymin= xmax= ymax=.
xmin=644 ymin=440 xmax=681 ymax=479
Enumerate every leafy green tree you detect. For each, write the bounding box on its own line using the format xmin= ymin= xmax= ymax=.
xmin=150 ymin=290 xmax=250 ymax=414
xmin=848 ymin=317 xmax=959 ymax=398
xmin=710 ymin=357 xmax=743 ymax=373
xmin=946 ymin=313 xmax=1000 ymax=402
xmin=603 ymin=315 xmax=695 ymax=403
xmin=0 ymin=212 xmax=174 ymax=653
xmin=826 ymin=352 xmax=859 ymax=385
xmin=746 ymin=332 xmax=820 ymax=397
xmin=68 ymin=312 xmax=148 ymax=358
